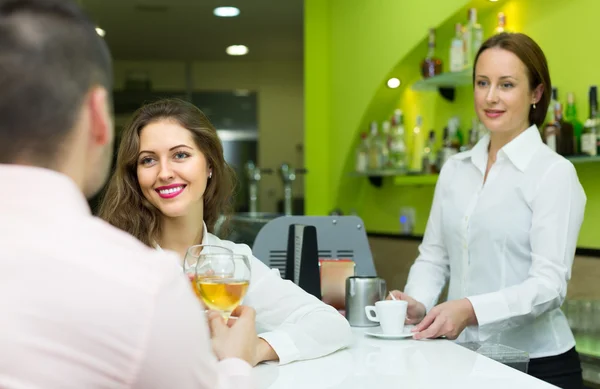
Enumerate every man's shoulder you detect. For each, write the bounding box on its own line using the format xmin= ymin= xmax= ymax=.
xmin=74 ymin=217 xmax=183 ymax=291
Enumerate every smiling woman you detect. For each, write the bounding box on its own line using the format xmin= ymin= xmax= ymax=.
xmin=97 ymin=98 xmax=353 ymax=367
xmin=98 ymin=98 xmax=235 ymax=248
xmin=389 ymin=33 xmax=586 ymax=389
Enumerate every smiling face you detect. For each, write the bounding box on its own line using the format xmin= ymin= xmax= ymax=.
xmin=474 ymin=47 xmax=543 ymax=138
xmin=136 ymin=119 xmax=211 ymax=218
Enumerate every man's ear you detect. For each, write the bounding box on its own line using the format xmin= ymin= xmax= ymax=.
xmin=87 ymin=86 xmax=113 ymax=147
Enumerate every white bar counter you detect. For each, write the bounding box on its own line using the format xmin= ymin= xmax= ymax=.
xmin=255 ymin=327 xmax=558 ymax=389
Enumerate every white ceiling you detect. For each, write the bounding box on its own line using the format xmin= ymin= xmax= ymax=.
xmin=80 ymin=0 xmax=304 ymax=61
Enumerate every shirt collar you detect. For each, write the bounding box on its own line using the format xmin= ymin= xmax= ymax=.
xmin=500 ymin=125 xmax=543 ymax=171
xmin=454 ymin=125 xmax=542 ymax=173
xmin=0 ymin=164 xmax=90 ymax=217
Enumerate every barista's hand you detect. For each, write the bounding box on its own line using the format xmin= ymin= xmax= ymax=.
xmin=412 ymin=298 xmax=477 ymax=340
xmin=387 ymin=290 xmax=426 ymax=325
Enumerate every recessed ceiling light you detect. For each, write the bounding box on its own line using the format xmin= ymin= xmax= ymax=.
xmin=387 ymin=78 xmax=401 ymax=88
xmin=95 ymin=27 xmax=105 ymax=37
xmin=226 ymin=45 xmax=248 ymax=56
xmin=214 ymin=6 xmax=240 ymax=17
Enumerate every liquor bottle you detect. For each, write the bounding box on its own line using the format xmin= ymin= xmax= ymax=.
xmin=565 ymin=92 xmax=583 ymax=154
xmin=449 ymin=23 xmax=465 ymax=72
xmin=555 ymin=103 xmax=575 ymax=156
xmin=545 ymin=87 xmax=558 ymax=127
xmin=494 ymin=12 xmax=507 ymax=34
xmin=437 ymin=118 xmax=459 ymax=171
xmin=461 ymin=117 xmax=480 ymax=151
xmin=464 ymin=8 xmax=483 ymax=69
xmin=421 ymin=28 xmax=443 ymax=78
xmin=389 ymin=109 xmax=408 ymax=170
xmin=581 ymin=86 xmax=599 ymax=156
xmin=421 ymin=130 xmax=437 ymax=174
xmin=543 ymin=104 xmax=558 ymax=153
xmin=355 ymin=133 xmax=368 ymax=173
xmin=410 ymin=116 xmax=424 ymax=172
xmin=367 ymin=121 xmax=384 ymax=170
xmin=380 ymin=120 xmax=391 ymax=168
xmin=449 ymin=117 xmax=463 ymax=150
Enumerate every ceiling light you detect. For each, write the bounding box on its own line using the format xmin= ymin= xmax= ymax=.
xmin=226 ymin=45 xmax=248 ymax=56
xmin=214 ymin=6 xmax=240 ymax=17
xmin=387 ymin=78 xmax=401 ymax=89
xmin=95 ymin=27 xmax=105 ymax=37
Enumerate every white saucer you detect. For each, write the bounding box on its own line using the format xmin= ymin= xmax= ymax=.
xmin=365 ymin=326 xmax=415 ymax=339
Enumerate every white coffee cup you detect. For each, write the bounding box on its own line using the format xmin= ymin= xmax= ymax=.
xmin=364 ymin=300 xmax=408 ymax=335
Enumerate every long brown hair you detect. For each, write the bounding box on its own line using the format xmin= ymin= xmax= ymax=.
xmin=98 ymin=98 xmax=236 ymax=246
xmin=473 ymin=32 xmax=551 ymax=128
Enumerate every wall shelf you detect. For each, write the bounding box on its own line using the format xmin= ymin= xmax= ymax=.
xmin=393 ymin=174 xmax=438 ymax=186
xmin=411 ymin=69 xmax=472 ymax=102
xmin=411 ymin=69 xmax=472 ymax=91
xmin=350 ymin=170 xmax=438 ymax=187
xmin=568 ymin=155 xmax=600 ymax=164
xmin=350 ymin=155 xmax=599 ymax=188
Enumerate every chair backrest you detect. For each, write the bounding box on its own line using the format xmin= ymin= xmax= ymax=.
xmin=252 ymin=215 xmax=377 ymax=278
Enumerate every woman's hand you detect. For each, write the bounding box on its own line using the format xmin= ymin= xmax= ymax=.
xmin=207 ymin=306 xmax=259 ymax=365
xmin=208 ymin=306 xmax=280 ymax=366
xmin=387 ymin=290 xmax=427 ymax=325
xmin=412 ymin=298 xmax=477 ymax=340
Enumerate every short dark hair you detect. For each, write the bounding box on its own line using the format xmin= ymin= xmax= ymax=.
xmin=473 ymin=32 xmax=551 ymax=128
xmin=0 ymin=0 xmax=112 ymax=166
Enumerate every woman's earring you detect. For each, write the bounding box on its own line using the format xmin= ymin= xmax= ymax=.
xmin=208 ymin=172 xmax=213 ymax=179
xmin=532 ymin=103 xmax=536 ymax=109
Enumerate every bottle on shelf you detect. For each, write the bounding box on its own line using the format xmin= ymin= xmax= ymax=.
xmin=581 ymin=86 xmax=598 ymax=156
xmin=464 ymin=8 xmax=483 ymax=69
xmin=367 ymin=121 xmax=384 ymax=170
xmin=555 ymin=102 xmax=575 ymax=156
xmin=449 ymin=116 xmax=463 ymax=150
xmin=389 ymin=109 xmax=408 ymax=171
xmin=355 ymin=132 xmax=369 ymax=173
xmin=449 ymin=23 xmax=465 ymax=72
xmin=565 ymin=92 xmax=583 ymax=154
xmin=437 ymin=118 xmax=459 ymax=171
xmin=410 ymin=115 xmax=424 ymax=172
xmin=545 ymin=87 xmax=558 ymax=127
xmin=421 ymin=130 xmax=437 ymax=174
xmin=461 ymin=117 xmax=480 ymax=151
xmin=421 ymin=28 xmax=443 ymax=78
xmin=494 ymin=12 xmax=507 ymax=34
xmin=543 ymin=103 xmax=558 ymax=153
xmin=381 ymin=120 xmax=391 ymax=168
xmin=543 ymin=102 xmax=575 ymax=156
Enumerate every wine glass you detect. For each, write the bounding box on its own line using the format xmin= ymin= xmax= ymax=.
xmin=183 ymin=245 xmax=233 ymax=302
xmin=195 ymin=252 xmax=251 ymax=321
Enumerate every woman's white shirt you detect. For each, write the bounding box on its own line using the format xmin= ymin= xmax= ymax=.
xmin=404 ymin=125 xmax=586 ymax=358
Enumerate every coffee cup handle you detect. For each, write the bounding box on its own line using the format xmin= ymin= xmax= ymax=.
xmin=364 ymin=305 xmax=379 ymax=322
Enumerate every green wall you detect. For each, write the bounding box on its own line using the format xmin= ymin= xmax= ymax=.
xmin=305 ymin=0 xmax=600 ymax=248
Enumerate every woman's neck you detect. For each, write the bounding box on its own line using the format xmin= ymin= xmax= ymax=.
xmin=158 ymin=205 xmax=204 ymax=259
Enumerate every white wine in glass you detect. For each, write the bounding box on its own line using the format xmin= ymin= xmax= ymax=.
xmin=195 ymin=253 xmax=251 ymax=320
xmin=183 ymin=244 xmax=233 ymax=303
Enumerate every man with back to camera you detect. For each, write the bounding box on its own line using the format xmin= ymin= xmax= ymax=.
xmin=0 ymin=0 xmax=257 ymax=388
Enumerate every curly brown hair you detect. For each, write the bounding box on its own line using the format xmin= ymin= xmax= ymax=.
xmin=98 ymin=98 xmax=236 ymax=246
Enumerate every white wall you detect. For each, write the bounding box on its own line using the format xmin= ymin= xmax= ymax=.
xmin=112 ymin=59 xmax=304 ymax=213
